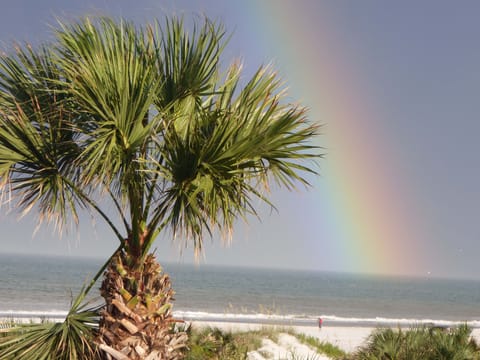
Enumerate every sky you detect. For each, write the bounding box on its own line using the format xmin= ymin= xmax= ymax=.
xmin=0 ymin=0 xmax=479 ymax=280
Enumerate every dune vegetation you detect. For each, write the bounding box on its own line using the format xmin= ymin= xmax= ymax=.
xmin=2 ymin=319 xmax=479 ymax=359
xmin=352 ymin=325 xmax=480 ymax=360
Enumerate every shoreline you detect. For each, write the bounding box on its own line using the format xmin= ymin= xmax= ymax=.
xmin=2 ymin=310 xmax=479 ymax=328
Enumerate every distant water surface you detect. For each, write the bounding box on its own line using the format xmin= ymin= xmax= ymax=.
xmin=1 ymin=254 xmax=479 ymax=327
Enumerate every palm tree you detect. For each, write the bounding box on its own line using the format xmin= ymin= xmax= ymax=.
xmin=0 ymin=17 xmax=319 ymax=359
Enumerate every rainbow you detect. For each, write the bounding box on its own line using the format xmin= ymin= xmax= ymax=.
xmin=248 ymin=1 xmax=429 ymax=276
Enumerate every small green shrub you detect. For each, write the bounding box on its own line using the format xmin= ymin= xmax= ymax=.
xmin=184 ymin=326 xmax=250 ymax=360
xmin=0 ymin=289 xmax=101 ymax=360
xmin=352 ymin=324 xmax=480 ymax=360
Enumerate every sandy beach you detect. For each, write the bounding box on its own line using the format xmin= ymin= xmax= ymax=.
xmin=192 ymin=321 xmax=480 ymax=359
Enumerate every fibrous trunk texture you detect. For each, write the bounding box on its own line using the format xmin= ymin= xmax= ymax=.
xmin=97 ymin=252 xmax=187 ymax=360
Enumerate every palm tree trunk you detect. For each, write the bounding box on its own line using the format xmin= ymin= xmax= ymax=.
xmin=96 ymin=251 xmax=187 ymax=360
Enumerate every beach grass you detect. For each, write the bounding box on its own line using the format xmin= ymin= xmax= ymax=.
xmin=289 ymin=331 xmax=347 ymax=359
xmin=184 ymin=325 xmax=348 ymax=359
xmin=184 ymin=325 xmax=280 ymax=359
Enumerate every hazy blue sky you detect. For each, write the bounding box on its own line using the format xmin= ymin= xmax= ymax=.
xmin=1 ymin=1 xmax=479 ymax=280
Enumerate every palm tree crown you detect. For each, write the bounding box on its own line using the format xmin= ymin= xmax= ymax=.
xmin=0 ymin=16 xmax=320 ymax=359
xmin=0 ymin=17 xmax=319 ymax=261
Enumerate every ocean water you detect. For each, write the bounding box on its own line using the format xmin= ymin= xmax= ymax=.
xmin=1 ymin=254 xmax=479 ymax=328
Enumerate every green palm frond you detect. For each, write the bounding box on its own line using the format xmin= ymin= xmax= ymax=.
xmin=0 ymin=106 xmax=80 ymax=225
xmin=0 ymin=44 xmax=62 ymax=111
xmin=0 ymin=287 xmax=101 ymax=360
xmin=0 ymin=45 xmax=84 ymax=228
xmin=154 ymin=17 xmax=226 ymax=111
xmin=144 ymin=63 xmax=319 ymax=253
xmin=54 ymin=17 xmax=160 ymax=189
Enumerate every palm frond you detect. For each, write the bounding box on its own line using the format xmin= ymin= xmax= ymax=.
xmin=0 ymin=45 xmax=85 ymax=229
xmin=144 ymin=63 xmax=320 ymax=254
xmin=154 ymin=16 xmax=226 ymax=111
xmin=0 ymin=288 xmax=101 ymax=360
xmin=54 ymin=17 xmax=160 ymax=191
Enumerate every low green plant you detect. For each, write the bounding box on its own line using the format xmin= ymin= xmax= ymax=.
xmin=0 ymin=288 xmax=101 ymax=360
xmin=185 ymin=326 xmax=251 ymax=360
xmin=352 ymin=324 xmax=480 ymax=360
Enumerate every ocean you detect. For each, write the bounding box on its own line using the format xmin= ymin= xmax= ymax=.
xmin=1 ymin=254 xmax=479 ymax=328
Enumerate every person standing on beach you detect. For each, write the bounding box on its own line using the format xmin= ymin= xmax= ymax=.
xmin=318 ymin=318 xmax=323 ymax=329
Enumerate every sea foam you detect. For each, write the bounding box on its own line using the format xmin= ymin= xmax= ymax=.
xmin=1 ymin=309 xmax=478 ymax=328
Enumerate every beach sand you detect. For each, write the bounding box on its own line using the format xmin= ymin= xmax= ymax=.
xmin=193 ymin=321 xmax=480 ymax=359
